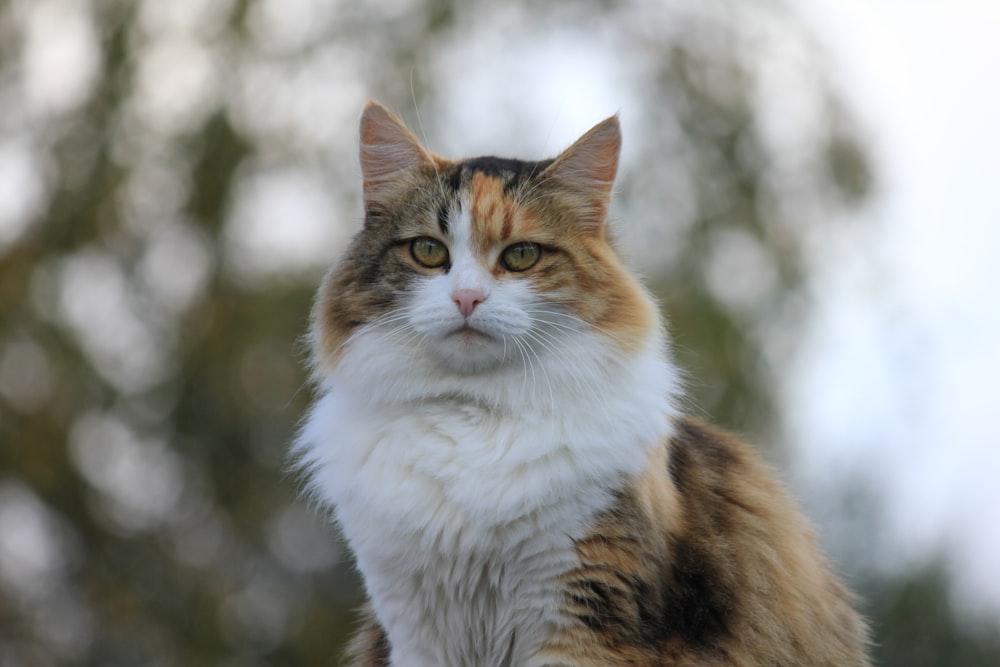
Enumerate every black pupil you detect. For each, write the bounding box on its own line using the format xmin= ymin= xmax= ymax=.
xmin=509 ymin=244 xmax=535 ymax=267
xmin=414 ymin=239 xmax=444 ymax=266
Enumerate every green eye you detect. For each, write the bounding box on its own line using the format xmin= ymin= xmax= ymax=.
xmin=501 ymin=242 xmax=541 ymax=272
xmin=410 ymin=237 xmax=449 ymax=268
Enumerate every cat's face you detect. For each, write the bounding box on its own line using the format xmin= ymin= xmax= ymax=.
xmin=400 ymin=180 xmax=558 ymax=373
xmin=312 ymin=102 xmax=657 ymax=382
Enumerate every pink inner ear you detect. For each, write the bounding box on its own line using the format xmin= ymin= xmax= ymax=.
xmin=543 ymin=115 xmax=622 ymax=227
xmin=566 ymin=118 xmax=621 ymax=187
xmin=359 ymin=101 xmax=430 ymax=187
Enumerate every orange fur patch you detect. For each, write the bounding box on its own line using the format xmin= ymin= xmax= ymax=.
xmin=469 ymin=172 xmax=521 ymax=255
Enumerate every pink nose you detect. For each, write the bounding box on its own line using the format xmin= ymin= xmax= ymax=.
xmin=452 ymin=288 xmax=486 ymax=317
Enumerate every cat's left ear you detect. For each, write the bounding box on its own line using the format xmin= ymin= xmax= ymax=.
xmin=359 ymin=101 xmax=434 ymax=203
xmin=541 ymin=114 xmax=621 ymax=230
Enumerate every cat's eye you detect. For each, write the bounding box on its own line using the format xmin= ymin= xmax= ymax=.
xmin=500 ymin=242 xmax=541 ymax=272
xmin=410 ymin=237 xmax=449 ymax=268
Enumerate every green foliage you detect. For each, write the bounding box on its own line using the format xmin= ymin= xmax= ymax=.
xmin=868 ymin=561 xmax=1000 ymax=667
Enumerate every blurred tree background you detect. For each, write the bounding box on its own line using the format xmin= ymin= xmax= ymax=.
xmin=0 ymin=0 xmax=997 ymax=665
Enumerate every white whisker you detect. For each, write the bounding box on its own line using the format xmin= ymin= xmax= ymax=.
xmin=336 ymin=310 xmax=418 ymax=356
xmin=510 ymin=334 xmax=536 ymax=405
xmin=513 ymin=171 xmax=557 ymax=208
xmin=524 ymin=307 xmax=620 ymax=340
xmin=520 ymin=331 xmax=556 ymax=410
xmin=409 ymin=70 xmax=449 ymax=204
xmin=522 ymin=328 xmax=594 ymax=403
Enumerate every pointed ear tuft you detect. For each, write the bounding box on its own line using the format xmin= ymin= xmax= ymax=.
xmin=542 ymin=115 xmax=622 ymax=227
xmin=359 ymin=101 xmax=431 ymax=200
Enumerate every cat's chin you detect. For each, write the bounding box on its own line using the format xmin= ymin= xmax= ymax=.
xmin=426 ymin=328 xmax=511 ymax=374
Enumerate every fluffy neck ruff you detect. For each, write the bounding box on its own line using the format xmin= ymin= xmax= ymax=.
xmin=295 ymin=326 xmax=679 ymax=666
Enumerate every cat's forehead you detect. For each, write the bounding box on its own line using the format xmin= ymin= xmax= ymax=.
xmin=424 ymin=156 xmax=555 ymax=247
xmin=443 ymin=156 xmax=553 ymax=194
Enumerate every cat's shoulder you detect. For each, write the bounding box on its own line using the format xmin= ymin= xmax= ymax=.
xmin=556 ymin=415 xmax=871 ymax=666
xmin=666 ymin=415 xmax=781 ymax=498
xmin=342 ymin=603 xmax=390 ymax=667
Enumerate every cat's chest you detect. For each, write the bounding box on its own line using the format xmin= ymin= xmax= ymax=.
xmin=364 ymin=486 xmax=585 ymax=667
xmin=304 ymin=399 xmax=609 ymax=667
xmin=295 ymin=366 xmax=674 ymax=665
xmin=302 ymin=392 xmax=616 ymax=666
xmin=302 ymin=389 xmax=635 ymax=532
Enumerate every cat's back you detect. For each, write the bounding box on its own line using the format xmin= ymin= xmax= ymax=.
xmin=551 ymin=416 xmax=871 ymax=667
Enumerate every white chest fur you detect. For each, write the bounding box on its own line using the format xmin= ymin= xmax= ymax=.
xmin=296 ymin=336 xmax=677 ymax=666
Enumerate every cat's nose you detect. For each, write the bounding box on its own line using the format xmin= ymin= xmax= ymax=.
xmin=452 ymin=288 xmax=486 ymax=318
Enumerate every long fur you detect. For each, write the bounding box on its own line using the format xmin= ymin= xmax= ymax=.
xmin=293 ymin=101 xmax=870 ymax=666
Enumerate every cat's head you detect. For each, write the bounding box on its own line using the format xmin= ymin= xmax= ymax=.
xmin=311 ymin=101 xmax=661 ymax=402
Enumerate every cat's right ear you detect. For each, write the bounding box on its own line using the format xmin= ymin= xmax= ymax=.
xmin=359 ymin=101 xmax=432 ymax=203
xmin=540 ymin=114 xmax=621 ymax=231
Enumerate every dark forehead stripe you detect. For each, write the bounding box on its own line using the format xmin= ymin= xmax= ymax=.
xmin=462 ymin=156 xmax=552 ymax=179
xmin=436 ymin=202 xmax=450 ymax=235
xmin=442 ymin=156 xmax=554 ymax=195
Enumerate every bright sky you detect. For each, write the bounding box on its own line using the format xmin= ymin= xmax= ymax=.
xmin=793 ymin=0 xmax=1000 ymax=617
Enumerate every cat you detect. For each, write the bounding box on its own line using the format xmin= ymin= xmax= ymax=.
xmin=293 ymin=100 xmax=871 ymax=667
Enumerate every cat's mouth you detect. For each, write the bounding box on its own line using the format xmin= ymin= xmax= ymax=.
xmin=424 ymin=321 xmax=510 ymax=373
xmin=450 ymin=324 xmax=494 ymax=341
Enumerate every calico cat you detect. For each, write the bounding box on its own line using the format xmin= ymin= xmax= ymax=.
xmin=294 ymin=101 xmax=871 ymax=666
